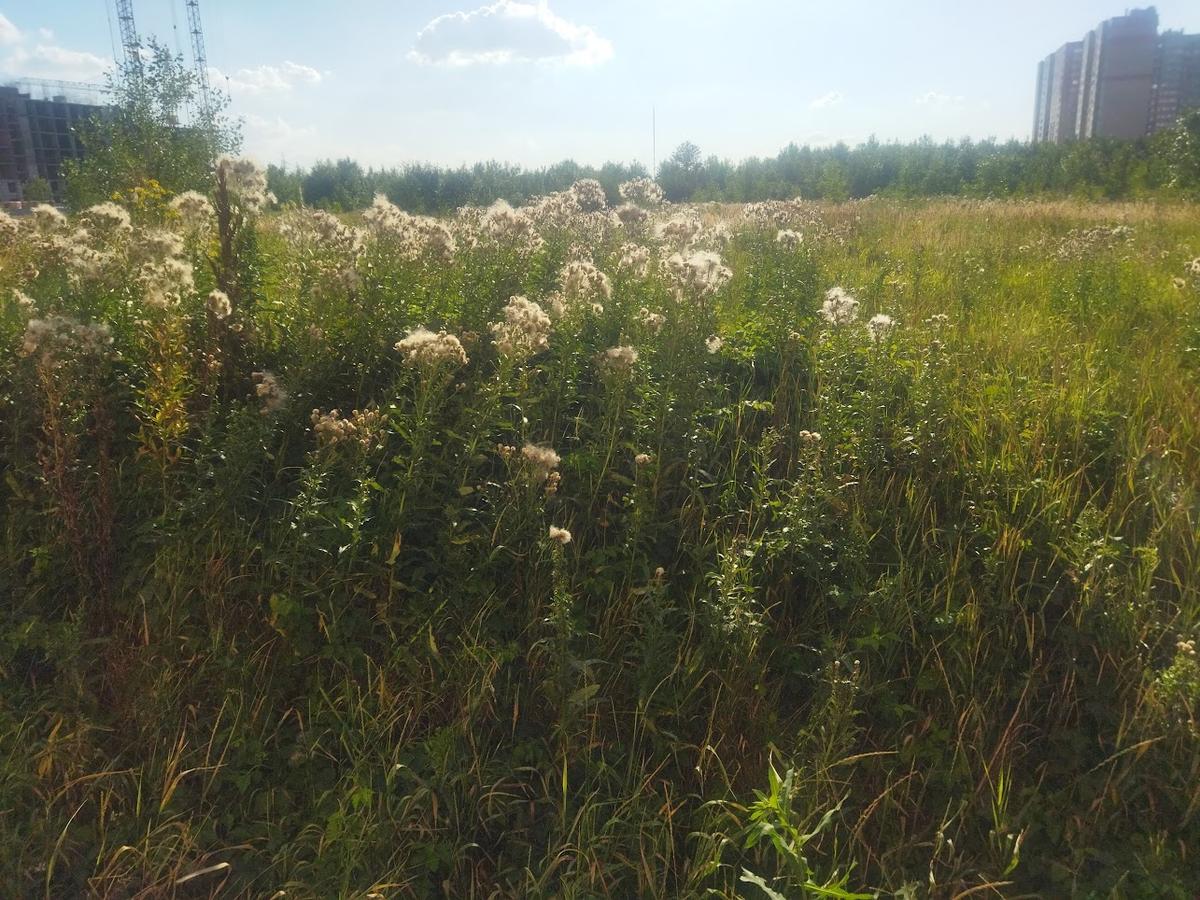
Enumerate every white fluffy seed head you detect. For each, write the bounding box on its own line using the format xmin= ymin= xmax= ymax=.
xmin=395 ymin=327 xmax=469 ymax=370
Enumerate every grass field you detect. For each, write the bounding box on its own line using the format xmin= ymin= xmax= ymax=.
xmin=2 ymin=178 xmax=1199 ymax=897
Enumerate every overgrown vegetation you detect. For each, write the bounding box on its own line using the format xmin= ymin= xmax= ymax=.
xmin=63 ymin=40 xmax=240 ymax=211
xmin=269 ymin=112 xmax=1200 ymax=212
xmin=2 ymin=166 xmax=1199 ymax=897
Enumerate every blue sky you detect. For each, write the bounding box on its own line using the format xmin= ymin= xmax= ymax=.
xmin=3 ymin=1 xmax=1199 ymax=169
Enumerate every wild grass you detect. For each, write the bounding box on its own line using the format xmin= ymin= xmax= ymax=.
xmin=1 ymin=182 xmax=1199 ymax=898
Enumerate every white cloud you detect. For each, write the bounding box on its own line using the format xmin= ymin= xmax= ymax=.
xmin=242 ymin=112 xmax=319 ymax=162
xmin=809 ymin=91 xmax=843 ymax=110
xmin=915 ymin=91 xmax=965 ymax=108
xmin=4 ymin=44 xmax=111 ymax=81
xmin=211 ymin=61 xmax=325 ymax=96
xmin=0 ymin=13 xmax=21 ymax=45
xmin=410 ymin=0 xmax=613 ymax=67
xmin=0 ymin=13 xmax=112 ymax=81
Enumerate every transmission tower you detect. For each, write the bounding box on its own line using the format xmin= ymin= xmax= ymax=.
xmin=184 ymin=0 xmax=212 ymax=117
xmin=115 ymin=0 xmax=142 ymax=79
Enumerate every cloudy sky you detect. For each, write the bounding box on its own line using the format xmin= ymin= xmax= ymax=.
xmin=3 ymin=1 xmax=1200 ymax=170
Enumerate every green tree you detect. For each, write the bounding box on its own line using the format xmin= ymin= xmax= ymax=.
xmin=301 ymin=158 xmax=372 ymax=210
xmin=22 ymin=177 xmax=51 ymax=203
xmin=658 ymin=141 xmax=704 ymax=201
xmin=64 ymin=39 xmax=240 ymax=209
xmin=1169 ymin=109 xmax=1200 ymax=199
xmin=266 ymin=163 xmax=304 ymax=206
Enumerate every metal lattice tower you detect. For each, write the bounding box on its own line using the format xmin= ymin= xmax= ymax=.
xmin=115 ymin=0 xmax=142 ymax=79
xmin=184 ymin=0 xmax=212 ymax=117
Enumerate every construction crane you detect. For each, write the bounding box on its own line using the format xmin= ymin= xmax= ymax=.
xmin=115 ymin=0 xmax=142 ymax=79
xmin=107 ymin=0 xmax=213 ymax=120
xmin=183 ymin=0 xmax=212 ymax=118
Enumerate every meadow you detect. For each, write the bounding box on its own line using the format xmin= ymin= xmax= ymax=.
xmin=2 ymin=167 xmax=1199 ymax=898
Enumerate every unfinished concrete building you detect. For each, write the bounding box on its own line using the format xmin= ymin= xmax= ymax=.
xmin=0 ymin=81 xmax=108 ymax=202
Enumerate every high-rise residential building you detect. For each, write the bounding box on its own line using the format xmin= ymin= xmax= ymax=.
xmin=0 ymin=82 xmax=108 ymax=202
xmin=1150 ymin=31 xmax=1200 ymax=132
xmin=1033 ymin=7 xmax=1198 ymax=143
xmin=1033 ymin=58 xmax=1051 ymax=143
xmin=1077 ymin=7 xmax=1159 ymax=139
xmin=1034 ymin=41 xmax=1085 ymax=142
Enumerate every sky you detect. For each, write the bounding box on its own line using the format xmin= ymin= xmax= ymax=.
xmin=2 ymin=1 xmax=1200 ymax=171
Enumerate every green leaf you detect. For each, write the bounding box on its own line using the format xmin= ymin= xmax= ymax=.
xmin=568 ymin=683 xmax=600 ymax=706
xmin=739 ymin=870 xmax=788 ymax=900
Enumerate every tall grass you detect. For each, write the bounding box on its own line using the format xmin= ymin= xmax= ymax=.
xmin=1 ymin=184 xmax=1198 ymax=897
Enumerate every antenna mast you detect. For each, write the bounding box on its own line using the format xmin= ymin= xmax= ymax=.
xmin=184 ymin=0 xmax=213 ymax=117
xmin=115 ymin=0 xmax=142 ymax=79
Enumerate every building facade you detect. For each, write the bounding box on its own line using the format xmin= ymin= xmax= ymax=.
xmin=1033 ymin=41 xmax=1085 ymax=143
xmin=1077 ymin=7 xmax=1159 ymax=140
xmin=1150 ymin=31 xmax=1200 ymax=132
xmin=1033 ymin=7 xmax=1198 ymax=143
xmin=0 ymin=83 xmax=108 ymax=202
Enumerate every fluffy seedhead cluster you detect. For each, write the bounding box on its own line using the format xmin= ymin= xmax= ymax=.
xmin=664 ymin=250 xmax=733 ymax=300
xmin=252 ymin=370 xmax=288 ymax=415
xmin=598 ymin=344 xmax=638 ymax=376
xmin=206 ymin=289 xmax=232 ymax=320
xmin=656 ymin=211 xmax=702 ymax=247
xmin=559 ymin=259 xmax=613 ymax=308
xmin=745 ymin=198 xmax=852 ymax=245
xmin=20 ymin=205 xmax=125 ymax=286
xmin=521 ymin=442 xmax=561 ymax=493
xmin=311 ymin=407 xmax=385 ymax=450
xmin=1047 ymin=224 xmax=1136 ymax=260
xmin=776 ymin=228 xmax=803 ymax=249
xmin=217 ymin=156 xmax=270 ymax=211
xmin=525 ymin=190 xmax=582 ymax=230
xmin=569 ymin=178 xmax=608 ymax=213
xmin=615 ymin=203 xmax=650 ymax=228
xmin=308 ymin=209 xmax=365 ymax=254
xmin=0 ymin=208 xmax=19 ymax=240
xmin=364 ymin=195 xmax=458 ymax=262
xmin=479 ymin=199 xmax=543 ymax=254
xmin=491 ymin=295 xmax=552 ymax=360
xmin=618 ymin=177 xmax=665 ymax=207
xmin=20 ymin=315 xmax=113 ymax=366
xmin=134 ymin=229 xmax=194 ymax=309
xmin=83 ymin=202 xmax=133 ymax=235
xmin=617 ymin=243 xmax=652 ymax=278
xmin=743 ymin=198 xmax=802 ymax=226
xmin=637 ymin=306 xmax=666 ymax=334
xmin=168 ymin=190 xmax=215 ymax=230
xmin=30 ymin=203 xmax=68 ymax=231
xmin=821 ymin=286 xmax=860 ymax=325
xmin=868 ymin=313 xmax=896 ymax=342
xmin=395 ymin=327 xmax=469 ymax=370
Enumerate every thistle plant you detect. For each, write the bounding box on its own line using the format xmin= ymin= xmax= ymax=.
xmin=2 ymin=189 xmax=1199 ymax=898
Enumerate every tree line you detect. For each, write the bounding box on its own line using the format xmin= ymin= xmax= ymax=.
xmin=270 ymin=115 xmax=1200 ymax=212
